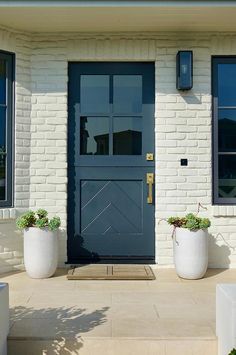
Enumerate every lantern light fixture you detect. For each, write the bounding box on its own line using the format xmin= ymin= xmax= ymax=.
xmin=176 ymin=51 xmax=193 ymax=91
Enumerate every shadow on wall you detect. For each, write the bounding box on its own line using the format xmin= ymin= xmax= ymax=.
xmin=0 ymin=219 xmax=24 ymax=274
xmin=57 ymin=228 xmax=67 ymax=268
xmin=8 ymin=305 xmax=109 ymax=355
xmin=208 ymin=233 xmax=231 ymax=269
xmin=180 ymin=94 xmax=202 ymax=105
xmin=71 ymin=235 xmax=100 ymax=263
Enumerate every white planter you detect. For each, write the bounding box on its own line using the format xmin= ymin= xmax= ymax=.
xmin=173 ymin=227 xmax=208 ymax=280
xmin=24 ymin=227 xmax=58 ymax=279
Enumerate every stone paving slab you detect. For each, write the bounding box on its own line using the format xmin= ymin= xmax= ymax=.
xmin=8 ymin=339 xmax=217 ymax=355
xmin=1 ymin=268 xmax=232 ymax=354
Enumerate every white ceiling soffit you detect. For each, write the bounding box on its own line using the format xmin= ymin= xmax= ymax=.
xmin=0 ymin=1 xmax=236 ymax=32
xmin=1 ymin=1 xmax=236 ymax=7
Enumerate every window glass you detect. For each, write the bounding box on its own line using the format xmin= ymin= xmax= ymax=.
xmin=80 ymin=75 xmax=109 ymax=114
xmin=0 ymin=154 xmax=5 ymax=201
xmin=0 ymin=107 xmax=6 ymax=201
xmin=218 ymin=64 xmax=236 ymax=106
xmin=0 ymin=52 xmax=12 ymax=207
xmin=113 ymin=117 xmax=142 ymax=155
xmin=113 ymin=75 xmax=142 ymax=114
xmin=218 ymin=109 xmax=236 ymax=152
xmin=80 ymin=116 xmax=109 ymax=155
xmin=0 ymin=60 xmax=6 ymax=105
xmin=218 ymin=155 xmax=236 ymax=198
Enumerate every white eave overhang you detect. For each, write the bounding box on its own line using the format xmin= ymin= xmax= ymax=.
xmin=0 ymin=1 xmax=236 ymax=32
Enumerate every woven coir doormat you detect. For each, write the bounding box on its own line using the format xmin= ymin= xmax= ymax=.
xmin=67 ymin=264 xmax=155 ymax=280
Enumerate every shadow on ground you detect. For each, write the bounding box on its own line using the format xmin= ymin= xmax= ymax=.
xmin=208 ymin=233 xmax=231 ymax=273
xmin=8 ymin=305 xmax=109 ymax=355
xmin=0 ymin=270 xmax=24 ymax=279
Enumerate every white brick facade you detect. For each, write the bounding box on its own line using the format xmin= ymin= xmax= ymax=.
xmin=1 ymin=27 xmax=236 ymax=272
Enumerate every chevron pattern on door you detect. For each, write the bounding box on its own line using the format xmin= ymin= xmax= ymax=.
xmin=81 ymin=180 xmax=143 ymax=235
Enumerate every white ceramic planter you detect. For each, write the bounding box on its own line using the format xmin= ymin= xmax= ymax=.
xmin=173 ymin=228 xmax=208 ymax=280
xmin=24 ymin=227 xmax=58 ymax=279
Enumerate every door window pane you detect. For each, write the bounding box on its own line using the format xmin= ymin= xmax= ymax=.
xmin=218 ymin=64 xmax=236 ymax=106
xmin=113 ymin=117 xmax=142 ymax=155
xmin=80 ymin=116 xmax=109 ymax=155
xmin=218 ymin=155 xmax=236 ymax=198
xmin=113 ymin=75 xmax=142 ymax=114
xmin=218 ymin=109 xmax=236 ymax=152
xmin=80 ymin=75 xmax=109 ymax=114
xmin=0 ymin=60 xmax=6 ymax=105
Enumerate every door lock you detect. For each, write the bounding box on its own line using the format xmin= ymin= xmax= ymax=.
xmin=146 ymin=153 xmax=154 ymax=161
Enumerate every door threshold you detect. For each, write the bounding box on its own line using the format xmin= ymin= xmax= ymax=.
xmin=66 ymin=258 xmax=156 ymax=265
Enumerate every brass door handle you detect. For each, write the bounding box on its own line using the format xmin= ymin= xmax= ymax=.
xmin=146 ymin=173 xmax=154 ymax=204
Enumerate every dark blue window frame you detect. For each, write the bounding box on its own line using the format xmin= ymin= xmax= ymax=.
xmin=0 ymin=50 xmax=14 ymax=208
xmin=212 ymin=56 xmax=236 ymax=205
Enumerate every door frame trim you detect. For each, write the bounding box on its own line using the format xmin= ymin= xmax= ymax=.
xmin=66 ymin=61 xmax=156 ymax=264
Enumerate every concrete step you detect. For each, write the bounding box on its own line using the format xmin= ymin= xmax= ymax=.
xmin=8 ymin=337 xmax=218 ymax=355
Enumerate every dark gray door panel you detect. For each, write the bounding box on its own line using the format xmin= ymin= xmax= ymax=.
xmin=68 ymin=62 xmax=155 ymax=263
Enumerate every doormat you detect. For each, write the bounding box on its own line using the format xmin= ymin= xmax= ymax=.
xmin=67 ymin=264 xmax=155 ymax=280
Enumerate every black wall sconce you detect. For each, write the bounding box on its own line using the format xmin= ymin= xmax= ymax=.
xmin=176 ymin=51 xmax=193 ymax=90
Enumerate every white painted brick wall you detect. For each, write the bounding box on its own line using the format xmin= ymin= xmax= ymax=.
xmin=1 ymin=28 xmax=236 ymax=272
xmin=0 ymin=28 xmax=31 ymax=273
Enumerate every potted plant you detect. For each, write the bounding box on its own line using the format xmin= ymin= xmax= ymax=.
xmin=16 ymin=209 xmax=61 ymax=279
xmin=229 ymin=350 xmax=236 ymax=355
xmin=167 ymin=213 xmax=211 ymax=280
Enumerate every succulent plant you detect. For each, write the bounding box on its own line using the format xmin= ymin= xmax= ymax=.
xmin=16 ymin=211 xmax=36 ymax=230
xmin=167 ymin=213 xmax=210 ymax=231
xmin=16 ymin=210 xmax=61 ymax=231
xmin=48 ymin=216 xmax=61 ymax=231
xmin=36 ymin=209 xmax=48 ymax=219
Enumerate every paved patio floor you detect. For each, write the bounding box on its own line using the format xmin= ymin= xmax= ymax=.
xmin=1 ymin=267 xmax=235 ymax=354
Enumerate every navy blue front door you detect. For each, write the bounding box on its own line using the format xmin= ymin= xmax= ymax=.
xmin=68 ymin=62 xmax=155 ymax=263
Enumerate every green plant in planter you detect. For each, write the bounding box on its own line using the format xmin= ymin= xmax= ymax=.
xmin=48 ymin=217 xmax=61 ymax=231
xmin=229 ymin=349 xmax=236 ymax=355
xmin=16 ymin=210 xmax=36 ymax=230
xmin=167 ymin=213 xmax=211 ymax=231
xmin=16 ymin=209 xmax=61 ymax=231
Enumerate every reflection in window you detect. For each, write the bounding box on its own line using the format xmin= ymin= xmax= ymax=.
xmin=214 ymin=59 xmax=236 ymax=202
xmin=218 ymin=110 xmax=236 ymax=152
xmin=113 ymin=117 xmax=142 ymax=155
xmin=219 ymin=155 xmax=236 ymax=198
xmin=80 ymin=75 xmax=110 ymax=114
xmin=0 ymin=51 xmax=13 ymax=206
xmin=0 ymin=60 xmax=6 ymax=105
xmin=113 ymin=75 xmax=142 ymax=114
xmin=218 ymin=64 xmax=236 ymax=106
xmin=0 ymin=154 xmax=5 ymax=201
xmin=80 ymin=116 xmax=109 ymax=155
xmin=0 ymin=102 xmax=6 ymax=201
xmin=0 ymin=106 xmax=6 ymax=147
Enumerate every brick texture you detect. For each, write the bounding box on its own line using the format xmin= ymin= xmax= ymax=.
xmin=1 ymin=28 xmax=236 ymax=272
